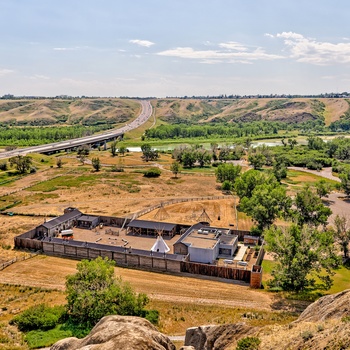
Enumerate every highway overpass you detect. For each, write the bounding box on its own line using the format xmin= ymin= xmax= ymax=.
xmin=0 ymin=100 xmax=152 ymax=159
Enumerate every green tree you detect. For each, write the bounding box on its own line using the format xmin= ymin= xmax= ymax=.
xmin=221 ymin=180 xmax=232 ymax=192
xmin=77 ymin=145 xmax=90 ymax=164
xmin=264 ymin=224 xmax=340 ymax=291
xmin=332 ymin=214 xmax=350 ymax=261
xmin=287 ymin=138 xmax=298 ymax=149
xmin=273 ymin=159 xmax=287 ymax=183
xmin=181 ymin=150 xmax=196 ymax=168
xmin=315 ymin=179 xmax=331 ymax=198
xmin=294 ymin=186 xmax=332 ymax=227
xmin=141 ymin=144 xmax=159 ymax=162
xmin=218 ymin=146 xmax=230 ymax=162
xmin=92 ymin=157 xmax=101 ymax=171
xmin=339 ymin=170 xmax=350 ymax=197
xmin=66 ymin=257 xmax=149 ymax=328
xmin=170 ymin=161 xmax=181 ymax=178
xmin=118 ymin=145 xmax=127 ymax=156
xmin=308 ymin=135 xmax=325 ymax=150
xmin=235 ymin=170 xmax=276 ymax=200
xmin=240 ymin=183 xmax=291 ymax=234
xmin=248 ymin=152 xmax=266 ymax=170
xmin=215 ymin=163 xmax=242 ymax=184
xmin=110 ymin=140 xmax=118 ymax=157
xmin=9 ymin=155 xmax=32 ymax=174
xmin=196 ymin=148 xmax=212 ymax=167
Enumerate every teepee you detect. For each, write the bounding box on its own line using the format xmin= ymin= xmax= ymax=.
xmin=151 ymin=235 xmax=170 ymax=253
xmin=154 ymin=203 xmax=170 ymax=221
xmin=197 ymin=208 xmax=212 ymax=223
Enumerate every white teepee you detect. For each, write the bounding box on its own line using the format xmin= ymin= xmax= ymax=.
xmin=151 ymin=235 xmax=170 ymax=253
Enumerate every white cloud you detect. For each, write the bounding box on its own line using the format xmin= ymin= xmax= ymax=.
xmin=53 ymin=46 xmax=89 ymax=51
xmin=276 ymin=32 xmax=350 ymax=65
xmin=277 ymin=32 xmax=304 ymax=40
xmin=129 ymin=39 xmax=155 ymax=47
xmin=30 ymin=74 xmax=50 ymax=80
xmin=0 ymin=69 xmax=14 ymax=76
xmin=219 ymin=41 xmax=248 ymax=51
xmin=157 ymin=46 xmax=283 ymax=62
xmin=53 ymin=47 xmax=75 ymax=51
xmin=264 ymin=33 xmax=274 ymax=38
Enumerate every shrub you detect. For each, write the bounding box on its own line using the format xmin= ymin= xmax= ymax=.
xmin=10 ymin=304 xmax=66 ymax=332
xmin=0 ymin=162 xmax=7 ymax=171
xmin=301 ymin=330 xmax=313 ymax=341
xmin=236 ymin=336 xmax=261 ymax=350
xmin=24 ymin=325 xmax=72 ymax=349
xmin=110 ymin=165 xmax=124 ymax=172
xmin=141 ymin=309 xmax=159 ymax=325
xmin=143 ymin=168 xmax=161 ymax=178
xmin=221 ymin=180 xmax=232 ymax=191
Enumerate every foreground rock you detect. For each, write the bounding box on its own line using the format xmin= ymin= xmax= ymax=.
xmin=184 ymin=290 xmax=350 ymax=350
xmin=50 ymin=315 xmax=176 ymax=350
xmin=295 ymin=289 xmax=350 ymax=322
xmin=184 ymin=323 xmax=258 ymax=350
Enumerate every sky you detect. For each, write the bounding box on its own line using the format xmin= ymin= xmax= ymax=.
xmin=1 ymin=0 xmax=350 ymax=97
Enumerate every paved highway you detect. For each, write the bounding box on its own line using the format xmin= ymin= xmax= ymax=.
xmin=0 ymin=100 xmax=153 ymax=159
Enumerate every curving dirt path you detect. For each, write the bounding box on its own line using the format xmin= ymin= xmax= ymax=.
xmin=288 ymin=166 xmax=340 ymax=182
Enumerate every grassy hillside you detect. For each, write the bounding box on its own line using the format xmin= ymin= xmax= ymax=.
xmin=153 ymin=98 xmax=349 ymax=126
xmin=0 ymin=98 xmax=348 ymax=129
xmin=0 ymin=98 xmax=140 ymax=127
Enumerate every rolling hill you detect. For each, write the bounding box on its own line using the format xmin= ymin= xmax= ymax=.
xmin=0 ymin=97 xmax=349 ymax=129
xmin=154 ymin=98 xmax=349 ymax=126
xmin=0 ymin=98 xmax=140 ymax=127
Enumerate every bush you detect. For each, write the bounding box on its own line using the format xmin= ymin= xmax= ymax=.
xmin=24 ymin=325 xmax=72 ymax=349
xmin=143 ymin=168 xmax=161 ymax=178
xmin=221 ymin=180 xmax=232 ymax=191
xmin=10 ymin=304 xmax=66 ymax=332
xmin=110 ymin=165 xmax=124 ymax=172
xmin=141 ymin=309 xmax=159 ymax=325
xmin=301 ymin=330 xmax=313 ymax=341
xmin=236 ymin=336 xmax=261 ymax=350
xmin=0 ymin=162 xmax=7 ymax=171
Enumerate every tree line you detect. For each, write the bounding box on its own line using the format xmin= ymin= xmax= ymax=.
xmin=0 ymin=125 xmax=112 ymax=146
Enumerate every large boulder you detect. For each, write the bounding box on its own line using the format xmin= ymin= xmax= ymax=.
xmin=51 ymin=315 xmax=176 ymax=350
xmin=184 ymin=323 xmax=258 ymax=350
xmin=296 ymin=289 xmax=350 ymax=322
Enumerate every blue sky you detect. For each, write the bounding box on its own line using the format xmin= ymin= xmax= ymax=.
xmin=1 ymin=0 xmax=350 ymax=97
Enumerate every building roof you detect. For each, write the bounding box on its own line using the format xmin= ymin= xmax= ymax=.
xmin=151 ymin=235 xmax=170 ymax=253
xmin=127 ymin=219 xmax=176 ymax=232
xmin=78 ymin=215 xmax=99 ymax=222
xmin=42 ymin=209 xmax=82 ymax=230
xmin=174 ymin=223 xmax=236 ymax=250
xmin=42 ymin=237 xmax=184 ymax=261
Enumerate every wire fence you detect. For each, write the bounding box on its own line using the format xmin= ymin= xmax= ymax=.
xmin=132 ymin=195 xmax=233 ymax=219
xmin=0 ymin=252 xmax=38 ymax=271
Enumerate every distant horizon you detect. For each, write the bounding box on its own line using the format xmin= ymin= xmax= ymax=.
xmin=1 ymin=91 xmax=350 ymax=100
xmin=1 ymin=1 xmax=350 ymax=97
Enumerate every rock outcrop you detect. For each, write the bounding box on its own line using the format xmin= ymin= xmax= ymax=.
xmin=295 ymin=289 xmax=350 ymax=322
xmin=51 ymin=315 xmax=176 ymax=350
xmin=184 ymin=323 xmax=258 ymax=350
